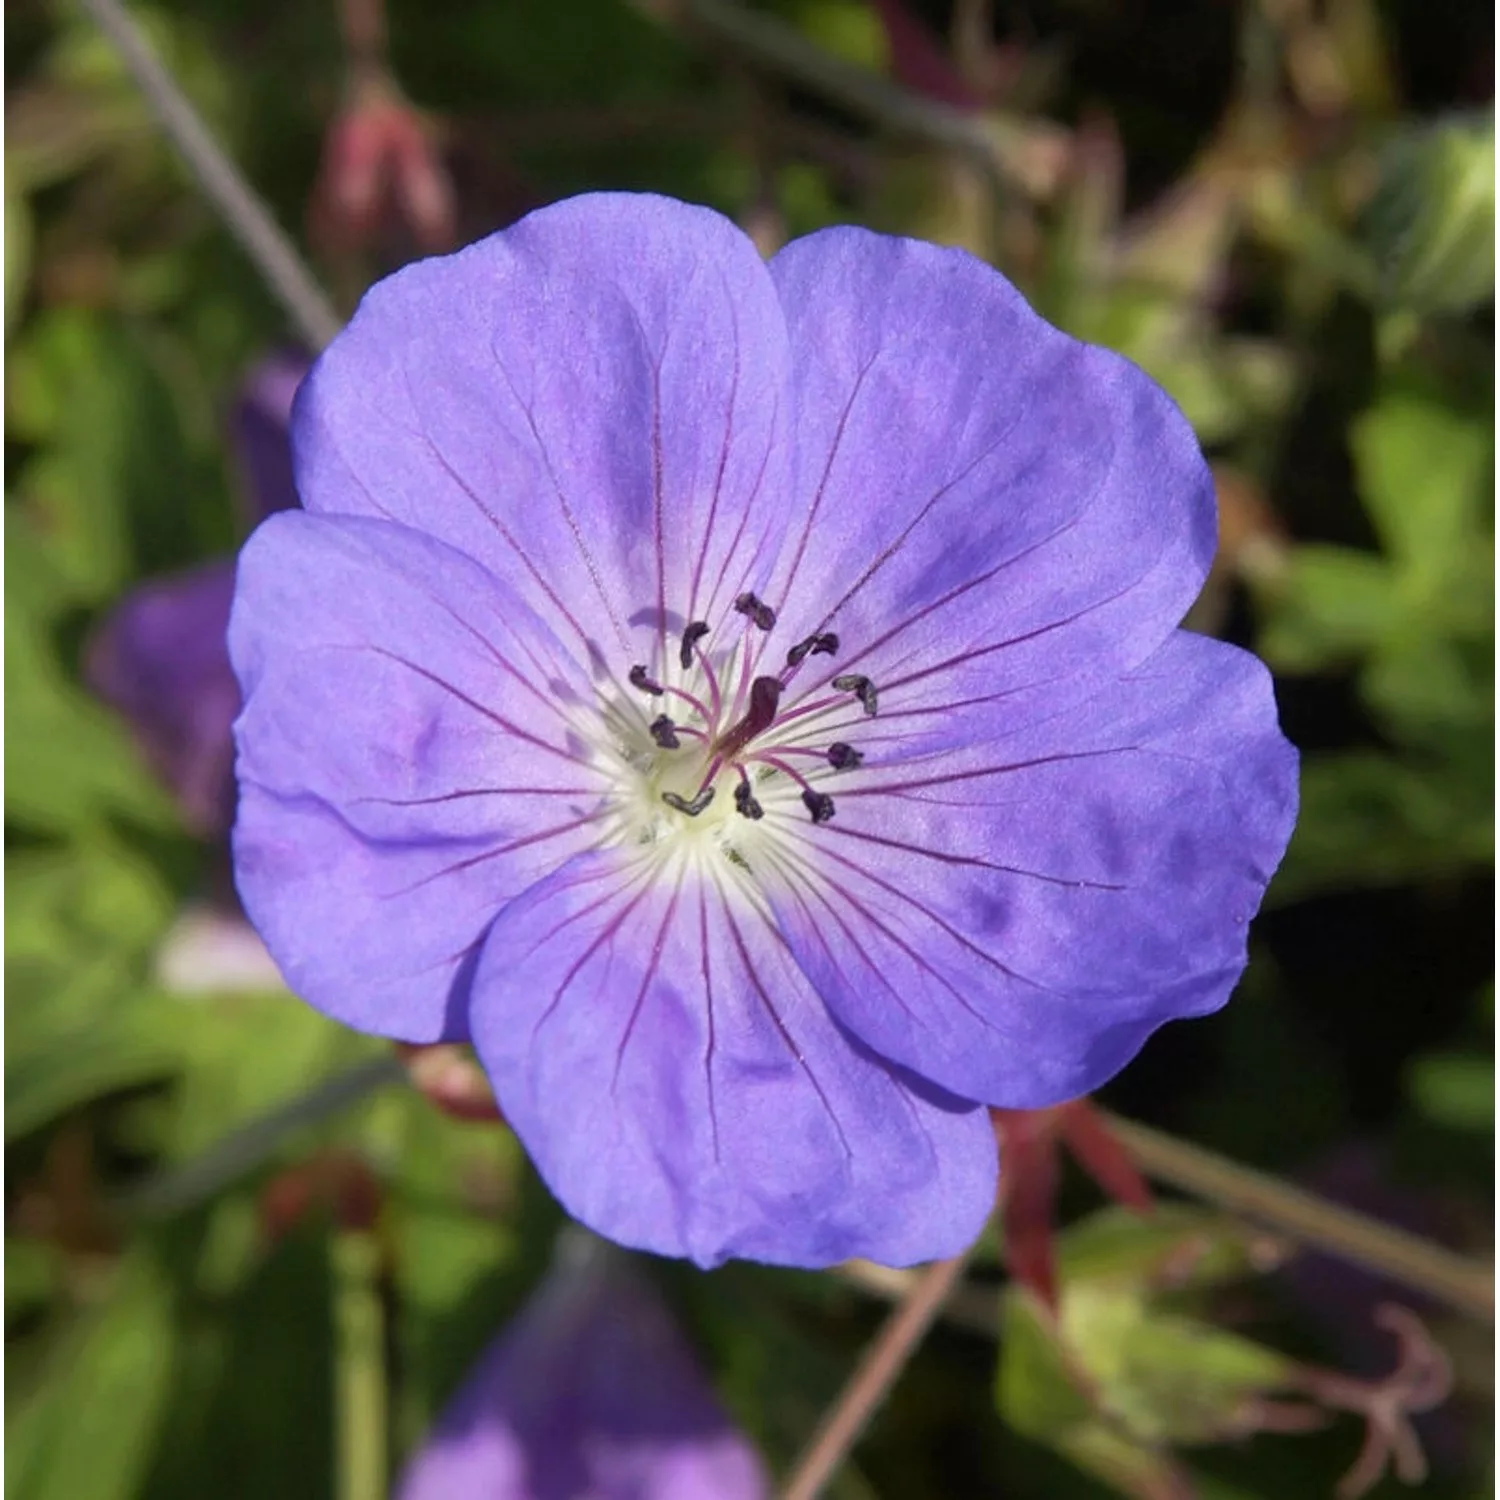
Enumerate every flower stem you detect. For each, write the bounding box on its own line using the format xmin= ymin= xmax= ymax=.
xmin=332 ymin=1230 xmax=388 ymax=1500
xmin=779 ymin=1245 xmax=978 ymax=1500
xmin=1100 ymin=1111 xmax=1494 ymax=1323
xmin=79 ymin=0 xmax=342 ymax=349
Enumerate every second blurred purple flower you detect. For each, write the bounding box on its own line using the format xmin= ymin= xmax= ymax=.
xmin=396 ymin=1231 xmax=767 ymax=1500
xmin=86 ymin=352 xmax=310 ymax=838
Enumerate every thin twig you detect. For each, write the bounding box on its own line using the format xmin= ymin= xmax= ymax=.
xmin=1102 ymin=1111 xmax=1494 ymax=1324
xmin=80 ymin=0 xmax=343 ymax=348
xmin=114 ymin=1054 xmax=405 ymax=1219
xmin=634 ymin=0 xmax=1068 ymax=198
xmin=651 ymin=0 xmax=981 ymax=151
xmin=779 ymin=1246 xmax=978 ymax=1500
xmin=833 ymin=1258 xmax=998 ymax=1335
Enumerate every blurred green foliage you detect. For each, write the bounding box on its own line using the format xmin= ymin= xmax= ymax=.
xmin=4 ymin=1 xmax=1492 ymax=1498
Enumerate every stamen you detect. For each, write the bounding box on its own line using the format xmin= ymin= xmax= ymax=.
xmin=679 ymin=621 xmax=711 ymax=670
xmin=662 ymin=786 xmax=716 ymax=817
xmin=733 ymin=774 xmax=764 ymax=821
xmin=629 ymin=664 xmax=664 ymax=696
xmin=801 ymin=789 xmax=836 ymax=824
xmin=746 ymin=751 xmax=835 ymax=822
xmin=733 ymin=591 xmax=777 ymax=631
xmin=832 ymin=673 xmax=879 ymax=716
xmin=637 ymin=600 xmax=870 ymax=834
xmin=786 ymin=632 xmax=839 ymax=668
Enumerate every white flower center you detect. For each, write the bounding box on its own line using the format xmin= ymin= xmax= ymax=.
xmin=571 ymin=594 xmax=876 ymax=879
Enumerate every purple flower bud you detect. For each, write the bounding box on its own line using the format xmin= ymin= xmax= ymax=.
xmin=88 ymin=353 xmax=307 ymax=836
xmin=230 ymin=350 xmax=311 ymax=527
xmin=85 ymin=560 xmax=239 ymax=836
xmin=395 ymin=1232 xmax=768 ymax=1500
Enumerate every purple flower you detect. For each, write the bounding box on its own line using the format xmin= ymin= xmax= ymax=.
xmin=87 ymin=354 xmax=309 ymax=836
xmin=396 ymin=1230 xmax=767 ymax=1500
xmin=230 ymin=349 xmax=311 ymax=526
xmin=87 ymin=560 xmax=240 ymax=835
xmin=229 ymin=194 xmax=1297 ymax=1267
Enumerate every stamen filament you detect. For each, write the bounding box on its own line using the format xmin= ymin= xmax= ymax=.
xmin=664 ymin=684 xmax=713 ymax=725
xmin=693 ymin=641 xmax=723 ymax=729
xmin=744 ymin=752 xmax=820 ymax=796
xmin=765 ymin=692 xmax=847 ymax=732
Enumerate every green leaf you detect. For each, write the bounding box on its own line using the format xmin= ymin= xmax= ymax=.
xmin=6 ymin=1251 xmax=176 ymax=1500
xmin=6 ymin=1017 xmax=182 ymax=1144
xmin=794 ymin=0 xmax=888 ymax=71
xmin=3 ymin=531 xmax=178 ymax=836
xmin=1407 ymin=1051 xmax=1495 ymax=1132
xmin=996 ymin=1289 xmax=1097 ymax=1440
xmin=6 ymin=840 xmax=179 ymax=1138
xmin=141 ymin=1227 xmax=335 ymax=1500
xmin=5 ymin=1238 xmax=61 ymax=1326
xmin=8 ymin=307 xmax=227 ymax=596
xmin=1350 ymin=393 xmax=1493 ymax=581
xmin=1269 ymin=749 xmax=1493 ymax=902
xmin=5 ymin=185 xmax=31 ymax=334
xmin=1255 ymin=545 xmax=1396 ymax=670
xmin=1138 ymin=337 xmax=1295 ymax=447
xmin=1362 ymin=635 xmax=1493 ymax=740
xmin=154 ymin=992 xmax=370 ymax=1165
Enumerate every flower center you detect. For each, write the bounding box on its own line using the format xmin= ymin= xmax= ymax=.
xmin=599 ymin=591 xmax=876 ymax=852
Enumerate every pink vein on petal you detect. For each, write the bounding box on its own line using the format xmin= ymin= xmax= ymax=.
xmin=382 ymin=814 xmax=601 ymax=898
xmin=721 ymin=903 xmax=854 ymax=1162
xmin=359 ymin=646 xmax=590 ymax=770
xmin=698 ymin=884 xmax=722 ymax=1163
xmin=612 ymin=863 xmax=686 ymax=1090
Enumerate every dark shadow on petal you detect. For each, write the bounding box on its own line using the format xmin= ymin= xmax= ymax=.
xmin=627 ymin=602 xmax=684 ymax=636
xmin=438 ymin=926 xmax=493 ymax=1045
xmin=826 ymin=1006 xmax=986 ymax=1116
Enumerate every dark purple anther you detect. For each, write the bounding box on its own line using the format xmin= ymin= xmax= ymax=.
xmin=629 ymin=664 xmax=664 ymax=695
xmin=679 ymin=620 xmax=711 ymax=670
xmin=826 ymin=742 xmax=863 ymax=770
xmin=732 ymin=592 xmax=777 ymax=631
xmin=650 ymin=715 xmax=680 ymax=749
xmin=662 ymin=786 xmax=716 ymax=817
xmin=733 ymin=778 xmax=764 ymax=821
xmin=786 ymin=632 xmax=839 ymax=668
xmin=801 ymin=789 xmax=836 ymax=824
xmin=832 ymin=673 xmax=879 ymax=717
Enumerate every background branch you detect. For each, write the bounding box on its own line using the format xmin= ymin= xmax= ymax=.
xmin=81 ymin=0 xmax=343 ymax=348
xmin=633 ymin=0 xmax=1069 ymax=197
xmin=1104 ymin=1111 xmax=1494 ymax=1323
xmin=779 ymin=1247 xmax=979 ymax=1500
